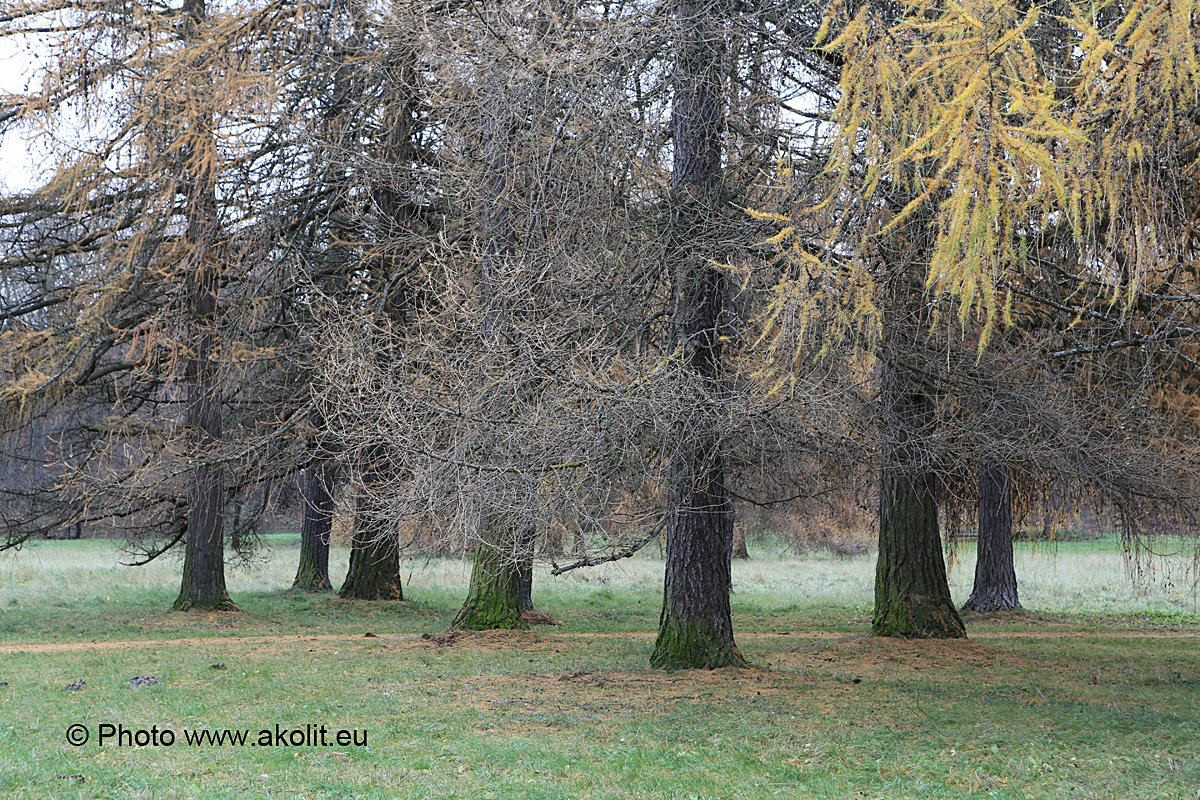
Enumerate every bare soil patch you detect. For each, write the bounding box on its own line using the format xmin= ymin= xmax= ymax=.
xmin=2 ymin=627 xmax=1197 ymax=655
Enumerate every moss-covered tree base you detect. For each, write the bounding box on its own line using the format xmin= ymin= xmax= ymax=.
xmin=650 ymin=617 xmax=747 ymax=670
xmin=873 ymin=595 xmax=966 ymax=638
xmin=173 ymin=591 xmax=237 ymax=612
xmin=292 ymin=560 xmax=332 ymax=593
xmin=338 ymin=537 xmax=403 ymax=601
xmin=452 ymin=539 xmax=528 ymax=631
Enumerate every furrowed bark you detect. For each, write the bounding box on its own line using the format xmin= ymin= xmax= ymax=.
xmin=872 ymin=361 xmax=965 ymax=638
xmin=339 ymin=460 xmax=402 ymax=600
xmin=293 ymin=464 xmax=334 ymax=591
xmin=174 ymin=0 xmax=233 ymax=613
xmin=963 ymin=461 xmax=1021 ymax=612
xmin=453 ymin=519 xmax=527 ymax=630
xmin=651 ymin=0 xmax=746 ymax=670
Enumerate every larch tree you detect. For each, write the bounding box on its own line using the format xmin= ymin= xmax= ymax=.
xmin=0 ymin=1 xmax=366 ymax=605
xmin=750 ymin=0 xmax=1200 ymax=634
xmin=963 ymin=461 xmax=1019 ymax=612
xmin=649 ymin=0 xmax=748 ymax=669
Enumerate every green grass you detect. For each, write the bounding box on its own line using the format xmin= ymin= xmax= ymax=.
xmin=1 ymin=536 xmax=1198 ymax=798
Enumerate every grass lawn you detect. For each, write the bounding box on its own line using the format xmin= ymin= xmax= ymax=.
xmin=1 ymin=536 xmax=1198 ymax=799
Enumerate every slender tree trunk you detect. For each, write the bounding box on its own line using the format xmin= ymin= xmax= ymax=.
xmin=453 ymin=518 xmax=526 ymax=629
xmin=174 ymin=267 xmax=232 ymax=610
xmin=651 ymin=0 xmax=746 ymax=670
xmin=174 ymin=0 xmax=232 ymax=612
xmin=963 ymin=461 xmax=1020 ymax=611
xmin=872 ymin=362 xmax=964 ymax=637
xmin=229 ymin=500 xmax=243 ymax=552
xmin=293 ymin=464 xmax=334 ymax=591
xmin=516 ymin=524 xmax=536 ymax=613
xmin=732 ymin=525 xmax=750 ymax=559
xmin=339 ymin=461 xmax=402 ymax=600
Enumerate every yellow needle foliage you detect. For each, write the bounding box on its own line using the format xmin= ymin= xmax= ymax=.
xmin=766 ymin=0 xmax=1200 ymax=357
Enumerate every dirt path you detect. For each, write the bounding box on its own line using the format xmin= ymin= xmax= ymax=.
xmin=2 ymin=628 xmax=1198 ymax=655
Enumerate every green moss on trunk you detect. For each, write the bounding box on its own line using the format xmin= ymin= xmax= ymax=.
xmin=873 ymin=367 xmax=965 ymax=638
xmin=651 ymin=615 xmax=746 ymax=670
xmin=453 ymin=524 xmax=527 ymax=631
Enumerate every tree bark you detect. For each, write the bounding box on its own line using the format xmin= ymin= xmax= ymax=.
xmin=651 ymin=0 xmax=746 ymax=670
xmin=174 ymin=0 xmax=233 ymax=612
xmin=293 ymin=464 xmax=334 ymax=591
xmin=453 ymin=519 xmax=527 ymax=630
xmin=872 ymin=363 xmax=965 ymax=637
xmin=451 ymin=4 xmax=531 ymax=630
xmin=173 ymin=263 xmax=232 ymax=611
xmin=338 ymin=462 xmax=402 ymax=600
xmin=515 ymin=524 xmax=536 ymax=613
xmin=963 ymin=461 xmax=1021 ymax=611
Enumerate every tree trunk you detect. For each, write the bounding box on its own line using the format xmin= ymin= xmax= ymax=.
xmin=963 ymin=461 xmax=1020 ymax=612
xmin=229 ymin=500 xmax=243 ymax=552
xmin=338 ymin=462 xmax=402 ymax=600
xmin=516 ymin=524 xmax=536 ymax=613
xmin=651 ymin=0 xmax=746 ymax=670
xmin=732 ymin=525 xmax=750 ymax=559
xmin=174 ymin=0 xmax=232 ymax=612
xmin=174 ymin=338 xmax=232 ymax=611
xmin=453 ymin=519 xmax=527 ymax=630
xmin=293 ymin=465 xmax=334 ymax=591
xmin=872 ymin=364 xmax=964 ymax=638
xmin=452 ymin=5 xmax=531 ymax=630
xmin=652 ymin=450 xmax=745 ymax=669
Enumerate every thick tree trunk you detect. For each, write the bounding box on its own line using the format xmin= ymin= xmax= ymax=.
xmin=963 ymin=461 xmax=1020 ymax=612
xmin=652 ymin=450 xmax=745 ymax=669
xmin=339 ymin=463 xmax=402 ymax=600
xmin=651 ymin=0 xmax=745 ymax=670
xmin=173 ymin=271 xmax=233 ymax=611
xmin=174 ymin=0 xmax=232 ymax=612
xmin=293 ymin=465 xmax=334 ymax=591
xmin=339 ymin=517 xmax=402 ymax=600
xmin=453 ymin=519 xmax=527 ymax=630
xmin=872 ymin=364 xmax=965 ymax=638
